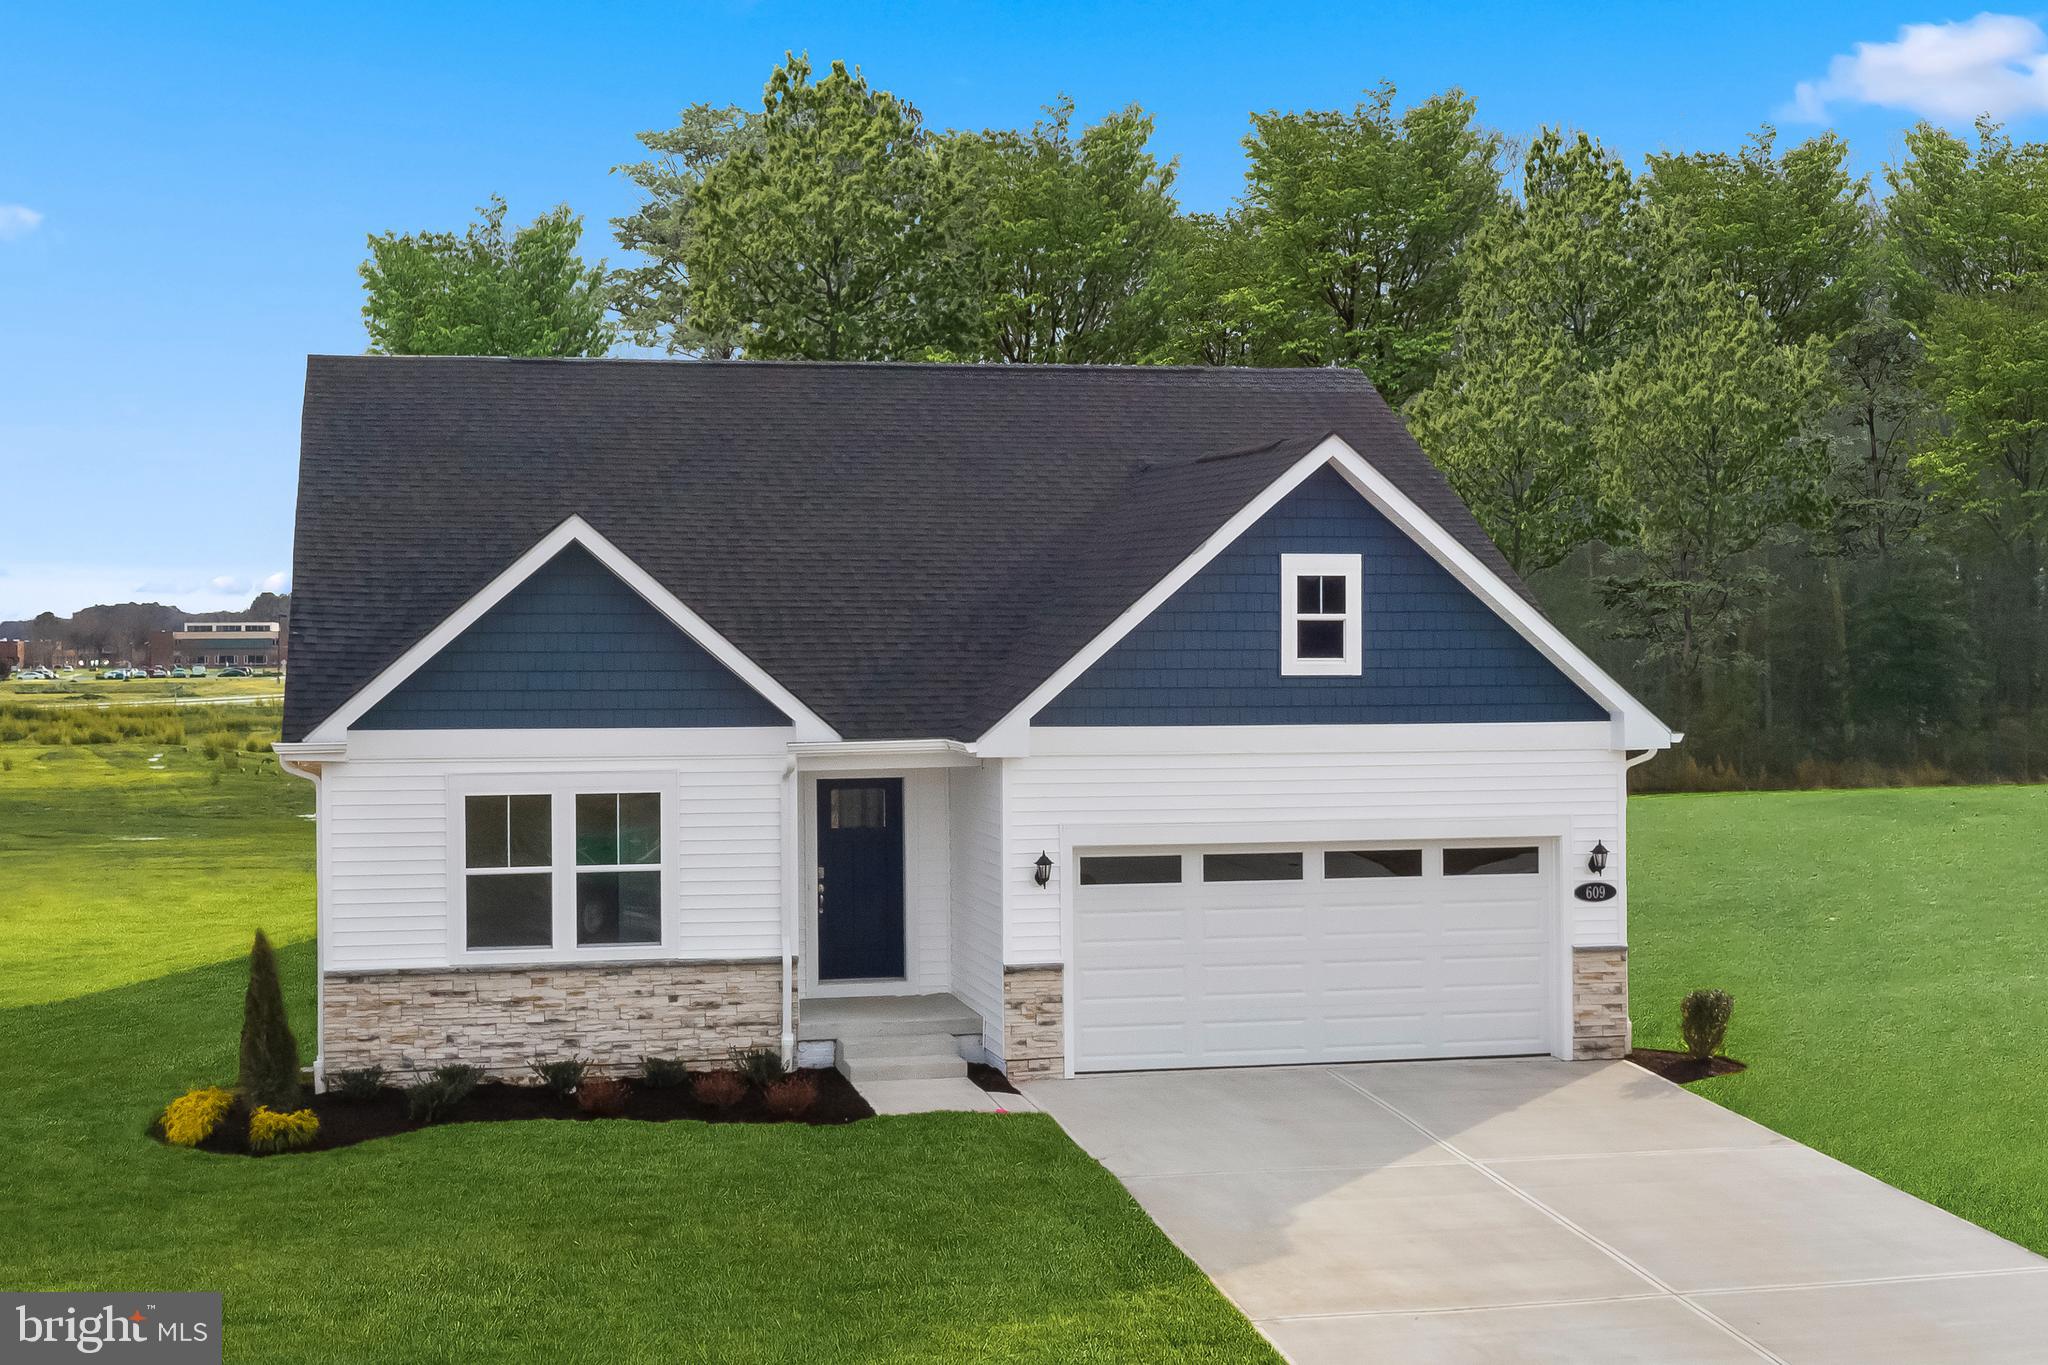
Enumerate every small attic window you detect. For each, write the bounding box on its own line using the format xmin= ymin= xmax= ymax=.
xmin=1280 ymin=553 xmax=1362 ymax=676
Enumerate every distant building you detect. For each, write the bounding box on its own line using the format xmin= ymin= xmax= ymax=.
xmin=146 ymin=621 xmax=285 ymax=669
xmin=0 ymin=639 xmax=25 ymax=670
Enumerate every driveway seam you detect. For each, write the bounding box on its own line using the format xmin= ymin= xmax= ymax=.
xmin=1683 ymin=1263 xmax=2048 ymax=1298
xmin=1256 ymin=1289 xmax=1672 ymax=1322
xmin=1323 ymin=1066 xmax=1786 ymax=1365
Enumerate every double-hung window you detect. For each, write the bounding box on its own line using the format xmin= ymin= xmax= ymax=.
xmin=457 ymin=782 xmax=671 ymax=957
xmin=1280 ymin=553 xmax=1363 ymax=676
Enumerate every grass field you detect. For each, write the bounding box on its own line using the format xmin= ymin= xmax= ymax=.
xmin=0 ymin=734 xmax=1274 ymax=1364
xmin=1629 ymin=785 xmax=2048 ymax=1254
xmin=1 ymin=673 xmax=283 ymax=704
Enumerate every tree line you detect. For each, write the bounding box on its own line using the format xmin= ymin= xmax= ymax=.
xmin=359 ymin=53 xmax=2048 ymax=789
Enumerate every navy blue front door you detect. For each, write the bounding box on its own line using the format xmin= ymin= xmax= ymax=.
xmin=816 ymin=778 xmax=905 ymax=980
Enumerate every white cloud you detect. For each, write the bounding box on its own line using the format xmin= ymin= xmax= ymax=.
xmin=0 ymin=565 xmax=272 ymax=620
xmin=209 ymin=575 xmax=245 ymax=593
xmin=1790 ymin=13 xmax=2048 ymax=123
xmin=0 ymin=204 xmax=42 ymax=241
xmin=260 ymin=571 xmax=289 ymax=593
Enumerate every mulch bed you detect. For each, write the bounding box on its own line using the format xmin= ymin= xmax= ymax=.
xmin=966 ymin=1062 xmax=1020 ymax=1096
xmin=1627 ymin=1048 xmax=1747 ymax=1084
xmin=162 ymin=1069 xmax=874 ymax=1157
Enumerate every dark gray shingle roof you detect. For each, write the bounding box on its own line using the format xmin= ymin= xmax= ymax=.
xmin=286 ymin=357 xmax=1530 ymax=743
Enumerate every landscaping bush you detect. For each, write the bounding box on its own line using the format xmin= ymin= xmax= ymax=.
xmin=692 ymin=1070 xmax=748 ymax=1111
xmin=763 ymin=1072 xmax=819 ymax=1119
xmin=530 ymin=1057 xmax=587 ymax=1097
xmin=160 ymin=1086 xmax=236 ymax=1148
xmin=237 ymin=930 xmax=300 ymax=1110
xmin=640 ymin=1056 xmax=690 ymax=1089
xmin=1680 ymin=989 xmax=1735 ymax=1061
xmin=248 ymin=1105 xmax=320 ymax=1154
xmin=730 ymin=1045 xmax=786 ymax=1087
xmin=574 ymin=1077 xmax=629 ymax=1117
xmin=406 ymin=1065 xmax=483 ymax=1124
xmin=329 ymin=1066 xmax=386 ymax=1100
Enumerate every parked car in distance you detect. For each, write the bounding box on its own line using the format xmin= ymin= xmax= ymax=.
xmin=99 ymin=669 xmax=124 ymax=680
xmin=149 ymin=667 xmax=168 ymax=678
xmin=218 ymin=666 xmax=250 ymax=677
xmin=191 ymin=664 xmax=207 ymax=676
xmin=170 ymin=667 xmax=189 ymax=678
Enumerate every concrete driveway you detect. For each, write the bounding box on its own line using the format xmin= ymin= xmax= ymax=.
xmin=1028 ymin=1060 xmax=2048 ymax=1364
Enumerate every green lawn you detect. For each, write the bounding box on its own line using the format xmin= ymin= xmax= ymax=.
xmin=2 ymin=673 xmax=283 ymax=704
xmin=1629 ymin=785 xmax=2048 ymax=1254
xmin=0 ymin=740 xmax=1274 ymax=1363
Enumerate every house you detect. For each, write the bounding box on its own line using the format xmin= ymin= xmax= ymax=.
xmin=276 ymin=356 xmax=1675 ymax=1086
xmin=148 ymin=620 xmax=285 ymax=670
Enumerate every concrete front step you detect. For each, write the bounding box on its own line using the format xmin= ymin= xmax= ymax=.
xmin=800 ymin=993 xmax=982 ymax=1042
xmin=836 ymin=1031 xmax=969 ymax=1083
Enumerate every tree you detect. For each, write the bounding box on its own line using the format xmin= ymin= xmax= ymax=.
xmin=1242 ymin=83 xmax=1504 ymax=401
xmin=360 ymin=197 xmax=612 ymax=357
xmin=1591 ymin=251 xmax=1833 ymax=706
xmin=1645 ymin=128 xmax=1874 ymax=346
xmin=682 ymin=54 xmax=969 ymax=360
xmin=611 ymin=103 xmax=763 ymax=357
xmin=1146 ymin=212 xmax=1292 ymax=366
xmin=1887 ymin=119 xmax=2048 ymax=308
xmin=947 ymin=98 xmax=1178 ymax=363
xmin=1410 ymin=130 xmax=1644 ymax=573
xmin=237 ymin=930 xmax=301 ymax=1109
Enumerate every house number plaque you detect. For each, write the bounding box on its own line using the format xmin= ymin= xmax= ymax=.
xmin=1573 ymin=881 xmax=1616 ymax=903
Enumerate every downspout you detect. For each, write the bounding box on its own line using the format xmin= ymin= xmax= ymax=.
xmin=276 ymin=752 xmax=325 ymax=1092
xmin=780 ymin=755 xmax=799 ymax=1066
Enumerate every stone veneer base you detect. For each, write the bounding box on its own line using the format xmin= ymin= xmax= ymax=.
xmin=323 ymin=959 xmax=789 ymax=1077
xmin=1572 ymin=946 xmax=1629 ymax=1060
xmin=1002 ymin=965 xmax=1064 ymax=1079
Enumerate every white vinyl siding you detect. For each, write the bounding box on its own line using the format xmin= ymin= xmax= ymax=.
xmin=947 ymin=761 xmax=1006 ymax=1053
xmin=321 ymin=751 xmax=788 ymax=970
xmin=1006 ymin=732 xmax=1628 ymax=967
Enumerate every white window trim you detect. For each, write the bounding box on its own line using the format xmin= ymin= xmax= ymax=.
xmin=1280 ymin=552 xmax=1362 ymax=677
xmin=444 ymin=772 xmax=681 ymax=964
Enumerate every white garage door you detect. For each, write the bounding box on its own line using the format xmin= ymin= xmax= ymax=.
xmin=1073 ymin=841 xmax=1555 ymax=1072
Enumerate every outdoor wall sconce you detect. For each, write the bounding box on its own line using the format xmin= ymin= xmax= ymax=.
xmin=1034 ymin=851 xmax=1054 ymax=887
xmin=1587 ymin=841 xmax=1609 ymax=874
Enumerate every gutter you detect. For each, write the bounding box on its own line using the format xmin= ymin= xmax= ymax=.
xmin=273 ymin=744 xmax=328 ymax=1092
xmin=780 ymin=755 xmax=798 ymax=1066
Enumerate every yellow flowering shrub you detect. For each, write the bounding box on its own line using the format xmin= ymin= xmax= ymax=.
xmin=160 ymin=1087 xmax=236 ymax=1147
xmin=248 ymin=1105 xmax=320 ymax=1155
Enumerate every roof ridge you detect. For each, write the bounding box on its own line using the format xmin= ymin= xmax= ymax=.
xmin=306 ymin=354 xmax=1378 ymax=382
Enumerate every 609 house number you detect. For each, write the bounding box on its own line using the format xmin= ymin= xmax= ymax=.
xmin=1574 ymin=881 xmax=1616 ymax=903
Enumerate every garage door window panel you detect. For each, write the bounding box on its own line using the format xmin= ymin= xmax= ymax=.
xmin=1444 ymin=846 xmax=1541 ymax=876
xmin=1325 ymin=848 xmax=1424 ymax=879
xmin=1078 ymin=855 xmax=1183 ymax=886
xmin=1202 ymin=851 xmax=1303 ymax=882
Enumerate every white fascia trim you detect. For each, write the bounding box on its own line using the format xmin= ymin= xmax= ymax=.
xmin=306 ymin=515 xmax=839 ymax=745
xmin=786 ymin=738 xmax=980 ymax=772
xmin=275 ymin=739 xmax=348 ymax=768
xmin=975 ymin=434 xmax=1674 ymax=755
xmin=1025 ymin=721 xmax=1617 ymax=756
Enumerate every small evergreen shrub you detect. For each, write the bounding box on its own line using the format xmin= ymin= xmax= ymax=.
xmin=330 ymin=1066 xmax=386 ymax=1100
xmin=730 ymin=1045 xmax=787 ymax=1087
xmin=530 ymin=1057 xmax=588 ymax=1097
xmin=763 ymin=1072 xmax=819 ymax=1119
xmin=692 ymin=1070 xmax=748 ymax=1111
xmin=248 ymin=1105 xmax=321 ymax=1154
xmin=1680 ymin=989 xmax=1735 ymax=1061
xmin=407 ymin=1065 xmax=484 ymax=1124
xmin=574 ymin=1077 xmax=630 ymax=1117
xmin=640 ymin=1056 xmax=691 ymax=1089
xmin=161 ymin=1086 xmax=236 ymax=1147
xmin=237 ymin=930 xmax=301 ymax=1110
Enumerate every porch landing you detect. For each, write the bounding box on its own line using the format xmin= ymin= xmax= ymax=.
xmin=799 ymin=993 xmax=982 ymax=1042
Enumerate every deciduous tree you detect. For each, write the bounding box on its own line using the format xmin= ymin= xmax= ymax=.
xmin=360 ymin=197 xmax=612 ymax=357
xmin=611 ymin=104 xmax=763 ymax=357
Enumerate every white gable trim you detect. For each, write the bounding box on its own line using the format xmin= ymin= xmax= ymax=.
xmin=306 ymin=516 xmax=839 ymax=744
xmin=975 ymin=433 xmax=1673 ymax=755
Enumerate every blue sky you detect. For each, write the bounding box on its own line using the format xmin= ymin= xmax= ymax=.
xmin=3 ymin=2 xmax=2041 ymax=621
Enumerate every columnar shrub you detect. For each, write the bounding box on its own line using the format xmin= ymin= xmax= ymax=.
xmin=1679 ymin=989 xmax=1735 ymax=1061
xmin=237 ymin=930 xmax=300 ymax=1109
